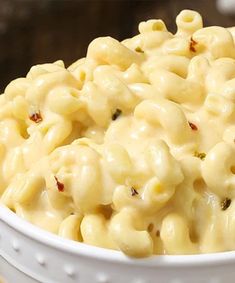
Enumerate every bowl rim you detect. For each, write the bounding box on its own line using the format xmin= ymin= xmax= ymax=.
xmin=1 ymin=204 xmax=235 ymax=267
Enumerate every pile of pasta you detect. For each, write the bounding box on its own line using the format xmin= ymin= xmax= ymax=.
xmin=1 ymin=10 xmax=235 ymax=257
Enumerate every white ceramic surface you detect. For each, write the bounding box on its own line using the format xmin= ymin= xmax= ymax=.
xmin=0 ymin=204 xmax=235 ymax=283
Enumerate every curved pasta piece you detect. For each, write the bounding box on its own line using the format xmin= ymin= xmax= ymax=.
xmin=202 ymin=142 xmax=235 ymax=198
xmin=193 ymin=27 xmax=235 ymax=59
xmin=205 ymin=58 xmax=235 ymax=102
xmin=113 ymin=177 xmax=177 ymax=215
xmin=149 ymin=69 xmax=204 ymax=104
xmin=139 ymin=19 xmax=167 ymax=33
xmin=26 ymin=61 xmax=65 ymax=80
xmin=0 ymin=119 xmax=25 ymax=147
xmin=109 ymin=208 xmax=153 ymax=257
xmin=173 ymin=157 xmax=202 ymax=221
xmin=224 ymin=201 xmax=235 ymax=250
xmin=12 ymin=96 xmax=29 ymax=121
xmin=204 ymin=93 xmax=234 ymax=119
xmin=134 ymin=99 xmax=193 ymax=144
xmin=161 ymin=213 xmax=198 ymax=254
xmin=94 ymin=65 xmax=139 ymax=110
xmin=104 ymin=143 xmax=133 ymax=183
xmin=81 ymin=214 xmax=116 ymax=249
xmin=176 ymin=10 xmax=203 ymax=35
xmin=121 ymin=63 xmax=148 ymax=84
xmin=206 ymin=58 xmax=235 ymax=94
xmin=2 ymin=147 xmax=25 ymax=181
xmin=223 ymin=125 xmax=235 ymax=144
xmin=47 ymin=86 xmax=83 ymax=115
xmin=143 ymin=55 xmax=190 ymax=79
xmin=5 ymin=78 xmax=31 ymax=100
xmin=13 ymin=174 xmax=45 ymax=205
xmin=200 ymin=215 xmax=227 ymax=253
xmin=187 ymin=55 xmax=210 ymax=83
xmin=59 ymin=214 xmax=83 ymax=241
xmin=128 ymin=83 xmax=158 ymax=101
xmin=72 ymin=163 xmax=102 ymax=212
xmin=162 ymin=37 xmax=191 ymax=57
xmin=135 ymin=32 xmax=172 ymax=50
xmin=147 ymin=140 xmax=184 ymax=186
xmin=1 ymin=175 xmax=24 ymax=209
xmin=70 ymin=59 xmax=97 ymax=87
xmin=81 ymin=82 xmax=111 ymax=127
xmin=50 ymin=144 xmax=103 ymax=212
xmin=87 ymin=37 xmax=143 ymax=70
xmin=26 ymin=70 xmax=80 ymax=105
xmin=41 ymin=119 xmax=73 ymax=153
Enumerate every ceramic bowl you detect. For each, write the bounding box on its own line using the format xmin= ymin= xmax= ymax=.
xmin=1 ymin=204 xmax=235 ymax=283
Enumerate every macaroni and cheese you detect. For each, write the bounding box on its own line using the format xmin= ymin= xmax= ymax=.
xmin=1 ymin=10 xmax=235 ymax=257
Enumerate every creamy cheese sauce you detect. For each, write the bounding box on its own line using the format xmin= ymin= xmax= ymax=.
xmin=1 ymin=10 xmax=235 ymax=257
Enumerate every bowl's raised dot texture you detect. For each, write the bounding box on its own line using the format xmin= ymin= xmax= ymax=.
xmin=35 ymin=254 xmax=46 ymax=266
xmin=64 ymin=265 xmax=76 ymax=278
xmin=96 ymin=273 xmax=109 ymax=283
xmin=170 ymin=280 xmax=182 ymax=283
xmin=132 ymin=279 xmax=148 ymax=283
xmin=12 ymin=239 xmax=20 ymax=252
xmin=0 ymin=205 xmax=233 ymax=283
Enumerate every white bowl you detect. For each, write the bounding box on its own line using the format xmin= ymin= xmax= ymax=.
xmin=0 ymin=204 xmax=235 ymax=283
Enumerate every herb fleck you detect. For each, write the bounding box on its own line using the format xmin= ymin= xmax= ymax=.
xmin=189 ymin=121 xmax=198 ymax=131
xmin=221 ymin=198 xmax=231 ymax=211
xmin=112 ymin=109 xmax=122 ymax=121
xmin=54 ymin=176 xmax=64 ymax=192
xmin=147 ymin=223 xmax=154 ymax=233
xmin=131 ymin=187 xmax=139 ymax=196
xmin=135 ymin=46 xmax=144 ymax=53
xmin=189 ymin=37 xmax=198 ymax=52
xmin=194 ymin=151 xmax=206 ymax=160
xmin=156 ymin=230 xmax=160 ymax=237
xmin=29 ymin=111 xmax=43 ymax=123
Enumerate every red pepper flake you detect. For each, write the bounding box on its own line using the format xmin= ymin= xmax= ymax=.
xmin=189 ymin=121 xmax=198 ymax=131
xmin=29 ymin=111 xmax=43 ymax=123
xmin=54 ymin=176 xmax=64 ymax=192
xmin=131 ymin=187 xmax=139 ymax=196
xmin=189 ymin=37 xmax=198 ymax=52
xmin=156 ymin=230 xmax=160 ymax=237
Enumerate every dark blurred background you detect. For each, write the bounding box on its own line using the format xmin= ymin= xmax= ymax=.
xmin=0 ymin=0 xmax=235 ymax=92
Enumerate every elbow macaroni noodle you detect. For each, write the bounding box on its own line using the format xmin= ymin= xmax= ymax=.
xmin=1 ymin=10 xmax=235 ymax=257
